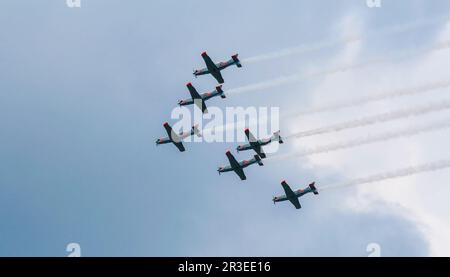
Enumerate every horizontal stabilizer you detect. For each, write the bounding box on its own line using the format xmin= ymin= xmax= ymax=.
xmin=216 ymin=85 xmax=226 ymax=98
xmin=232 ymin=54 xmax=242 ymax=68
xmin=273 ymin=131 xmax=284 ymax=144
xmin=309 ymin=182 xmax=319 ymax=195
xmin=191 ymin=124 xmax=202 ymax=137
xmin=254 ymin=155 xmax=264 ymax=166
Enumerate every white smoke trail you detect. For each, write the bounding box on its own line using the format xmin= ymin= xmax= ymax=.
xmin=271 ymin=118 xmax=450 ymax=161
xmin=243 ymin=16 xmax=448 ymax=64
xmin=287 ymin=99 xmax=450 ymax=139
xmin=228 ymin=40 xmax=450 ymax=96
xmin=243 ymin=36 xmax=360 ymax=64
xmin=227 ymin=57 xmax=386 ymax=95
xmin=283 ymin=80 xmax=450 ymax=117
xmin=321 ymin=159 xmax=450 ymax=191
xmin=199 ymin=80 xmax=450 ymax=136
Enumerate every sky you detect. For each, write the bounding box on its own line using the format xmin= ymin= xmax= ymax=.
xmin=1 ymin=0 xmax=450 ymax=256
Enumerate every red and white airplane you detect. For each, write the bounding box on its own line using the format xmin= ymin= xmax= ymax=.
xmin=156 ymin=122 xmax=201 ymax=152
xmin=193 ymin=52 xmax=242 ymax=84
xmin=178 ymin=83 xmax=226 ymax=114
xmin=218 ymin=151 xmax=263 ymax=180
xmin=273 ymin=181 xmax=319 ymax=209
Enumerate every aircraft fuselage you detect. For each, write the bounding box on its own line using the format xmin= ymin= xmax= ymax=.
xmin=156 ymin=130 xmax=194 ymax=145
xmin=273 ymin=186 xmax=315 ymax=203
xmin=194 ymin=53 xmax=241 ymax=84
xmin=237 ymin=138 xmax=273 ymax=151
xmin=179 ymin=90 xmax=223 ymax=106
xmin=218 ymin=158 xmax=258 ymax=173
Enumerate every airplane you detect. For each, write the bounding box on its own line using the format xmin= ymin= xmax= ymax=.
xmin=236 ymin=129 xmax=284 ymax=159
xmin=156 ymin=122 xmax=201 ymax=152
xmin=193 ymin=52 xmax=242 ymax=84
xmin=273 ymin=181 xmax=319 ymax=209
xmin=178 ymin=83 xmax=226 ymax=113
xmin=217 ymin=151 xmax=263 ymax=180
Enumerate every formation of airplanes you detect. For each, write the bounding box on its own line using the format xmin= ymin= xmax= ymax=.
xmin=156 ymin=52 xmax=319 ymax=209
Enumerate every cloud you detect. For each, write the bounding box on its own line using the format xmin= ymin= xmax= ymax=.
xmin=288 ymin=100 xmax=450 ymax=138
xmin=228 ymin=35 xmax=450 ymax=97
xmin=287 ymin=15 xmax=450 ymax=256
xmin=276 ymin=118 xmax=450 ymax=159
xmin=242 ymin=14 xmax=448 ymax=64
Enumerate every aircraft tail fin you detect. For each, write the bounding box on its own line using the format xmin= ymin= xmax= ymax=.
xmin=232 ymin=54 xmax=242 ymax=68
xmin=273 ymin=131 xmax=284 ymax=144
xmin=192 ymin=124 xmax=202 ymax=137
xmin=216 ymin=85 xmax=226 ymax=99
xmin=309 ymin=182 xmax=319 ymax=195
xmin=254 ymin=155 xmax=264 ymax=166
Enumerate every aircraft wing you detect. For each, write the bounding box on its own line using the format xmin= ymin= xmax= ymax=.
xmin=187 ymin=83 xmax=201 ymax=100
xmin=211 ymin=71 xmax=224 ymax=84
xmin=201 ymin=52 xmax=224 ymax=83
xmin=186 ymin=83 xmax=208 ymax=112
xmin=253 ymin=145 xmax=266 ymax=159
xmin=201 ymin=52 xmax=217 ymax=70
xmin=289 ymin=197 xmax=301 ymax=209
xmin=164 ymin=123 xmax=185 ymax=152
xmin=191 ymin=98 xmax=207 ymax=113
xmin=164 ymin=123 xmax=179 ymax=141
xmin=245 ymin=129 xmax=258 ymax=143
xmin=226 ymin=151 xmax=241 ymax=169
xmin=172 ymin=141 xmax=186 ymax=152
xmin=195 ymin=100 xmax=208 ymax=113
xmin=281 ymin=181 xmax=301 ymax=209
xmin=245 ymin=129 xmax=266 ymax=158
xmin=233 ymin=168 xmax=246 ymax=180
xmin=194 ymin=99 xmax=208 ymax=113
xmin=226 ymin=151 xmax=246 ymax=180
